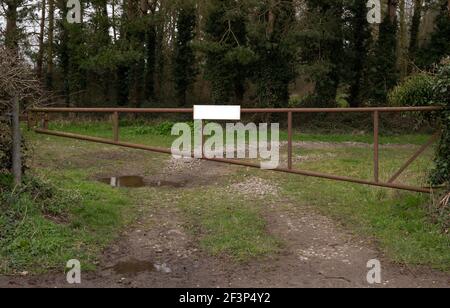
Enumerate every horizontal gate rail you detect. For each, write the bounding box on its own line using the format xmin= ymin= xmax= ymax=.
xmin=31 ymin=106 xmax=442 ymax=114
xmin=29 ymin=106 xmax=444 ymax=194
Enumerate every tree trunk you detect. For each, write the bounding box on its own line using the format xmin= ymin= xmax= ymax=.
xmin=11 ymin=96 xmax=22 ymax=186
xmin=46 ymin=0 xmax=55 ymax=90
xmin=5 ymin=1 xmax=22 ymax=186
xmin=5 ymin=0 xmax=18 ymax=51
xmin=388 ymin=0 xmax=398 ymax=23
xmin=409 ymin=0 xmax=422 ymax=61
xmin=397 ymin=0 xmax=408 ymax=78
xmin=112 ymin=0 xmax=117 ymax=42
xmin=37 ymin=0 xmax=46 ymax=80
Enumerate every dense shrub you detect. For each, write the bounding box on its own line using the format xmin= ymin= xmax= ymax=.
xmin=429 ymin=60 xmax=450 ymax=187
xmin=388 ymin=74 xmax=435 ymax=108
xmin=389 ymin=58 xmax=450 ymax=189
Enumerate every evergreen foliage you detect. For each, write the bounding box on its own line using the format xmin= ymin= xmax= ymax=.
xmin=173 ymin=2 xmax=197 ymax=107
xmin=416 ymin=0 xmax=450 ymax=68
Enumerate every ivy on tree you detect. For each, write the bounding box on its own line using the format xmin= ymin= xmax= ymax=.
xmin=173 ymin=2 xmax=197 ymax=107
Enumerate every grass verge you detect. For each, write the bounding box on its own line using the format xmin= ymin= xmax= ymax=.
xmin=0 ymin=170 xmax=133 ymax=274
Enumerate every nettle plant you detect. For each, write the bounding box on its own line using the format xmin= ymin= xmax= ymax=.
xmin=390 ymin=58 xmax=450 ymax=190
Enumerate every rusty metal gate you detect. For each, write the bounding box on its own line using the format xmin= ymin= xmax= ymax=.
xmin=28 ymin=106 xmax=443 ymax=193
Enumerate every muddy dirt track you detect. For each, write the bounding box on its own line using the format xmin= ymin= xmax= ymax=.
xmin=0 ymin=145 xmax=449 ymax=288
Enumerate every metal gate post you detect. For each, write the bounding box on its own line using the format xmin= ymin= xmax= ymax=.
xmin=373 ymin=111 xmax=380 ymax=183
xmin=287 ymin=111 xmax=293 ymax=170
xmin=43 ymin=113 xmax=49 ymax=130
xmin=112 ymin=112 xmax=119 ymax=142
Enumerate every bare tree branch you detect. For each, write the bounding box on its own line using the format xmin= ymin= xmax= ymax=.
xmin=0 ymin=46 xmax=48 ymax=112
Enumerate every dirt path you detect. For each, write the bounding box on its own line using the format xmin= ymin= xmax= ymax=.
xmin=0 ymin=155 xmax=448 ymax=288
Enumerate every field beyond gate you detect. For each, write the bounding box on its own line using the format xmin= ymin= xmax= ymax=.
xmin=30 ymin=106 xmax=443 ymax=193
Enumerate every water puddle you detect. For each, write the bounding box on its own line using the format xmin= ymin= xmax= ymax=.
xmin=99 ymin=176 xmax=145 ymax=188
xmin=99 ymin=176 xmax=187 ymax=188
xmin=112 ymin=259 xmax=172 ymax=276
xmin=112 ymin=259 xmax=154 ymax=276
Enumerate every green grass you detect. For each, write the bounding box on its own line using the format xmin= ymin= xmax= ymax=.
xmin=279 ymin=131 xmax=433 ymax=145
xmin=48 ymin=121 xmax=175 ymax=148
xmin=289 ymin=145 xmax=433 ymax=186
xmin=176 ymin=189 xmax=280 ymax=261
xmin=49 ymin=120 xmax=431 ymax=146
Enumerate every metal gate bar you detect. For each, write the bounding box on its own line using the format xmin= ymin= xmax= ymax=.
xmin=30 ymin=106 xmax=443 ymax=194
